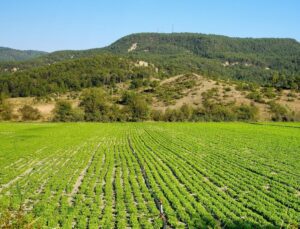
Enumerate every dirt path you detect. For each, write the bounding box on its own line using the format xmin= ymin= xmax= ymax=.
xmin=159 ymin=74 xmax=184 ymax=85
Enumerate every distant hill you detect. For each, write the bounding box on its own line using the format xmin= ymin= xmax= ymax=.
xmin=0 ymin=47 xmax=47 ymax=62
xmin=0 ymin=33 xmax=299 ymax=97
xmin=108 ymin=33 xmax=300 ymax=59
xmin=106 ymin=33 xmax=300 ymax=86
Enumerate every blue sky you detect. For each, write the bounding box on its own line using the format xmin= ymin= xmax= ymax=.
xmin=0 ymin=0 xmax=299 ymax=52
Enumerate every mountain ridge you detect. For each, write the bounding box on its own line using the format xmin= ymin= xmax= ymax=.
xmin=0 ymin=32 xmax=299 ymax=97
xmin=0 ymin=47 xmax=47 ymax=62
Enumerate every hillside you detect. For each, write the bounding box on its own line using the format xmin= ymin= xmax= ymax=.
xmin=0 ymin=33 xmax=300 ymax=90
xmin=0 ymin=47 xmax=47 ymax=62
xmin=0 ymin=33 xmax=300 ymax=122
xmin=0 ymin=54 xmax=158 ymax=97
xmin=5 ymin=74 xmax=300 ymax=121
xmin=106 ymin=33 xmax=300 ymax=88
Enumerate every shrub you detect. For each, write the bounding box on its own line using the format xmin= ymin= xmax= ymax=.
xmin=53 ymin=101 xmax=84 ymax=122
xmin=261 ymin=87 xmax=276 ymax=99
xmin=224 ymin=87 xmax=231 ymax=92
xmin=18 ymin=105 xmax=41 ymax=121
xmin=246 ymin=91 xmax=264 ymax=103
xmin=268 ymin=101 xmax=291 ymax=121
xmin=0 ymin=100 xmax=13 ymax=121
xmin=151 ymin=109 xmax=164 ymax=121
xmin=235 ymin=104 xmax=258 ymax=121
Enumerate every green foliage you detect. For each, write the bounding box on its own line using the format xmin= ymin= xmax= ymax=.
xmin=119 ymin=91 xmax=150 ymax=121
xmin=129 ymin=78 xmax=150 ymax=89
xmin=234 ymin=104 xmax=258 ymax=121
xmin=126 ymin=92 xmax=150 ymax=121
xmin=108 ymin=33 xmax=300 ymax=89
xmin=18 ymin=105 xmax=41 ymax=121
xmin=80 ymin=88 xmax=110 ymax=122
xmin=155 ymin=74 xmax=197 ymax=104
xmin=53 ymin=100 xmax=84 ymax=122
xmin=268 ymin=101 xmax=292 ymax=121
xmin=157 ymin=86 xmax=259 ymax=121
xmin=0 ymin=123 xmax=299 ymax=228
xmin=246 ymin=91 xmax=265 ymax=103
xmin=0 ymin=98 xmax=13 ymax=121
xmin=0 ymin=55 xmax=158 ymax=97
xmin=1 ymin=33 xmax=299 ymax=99
xmin=261 ymin=87 xmax=277 ymax=99
xmin=151 ymin=109 xmax=164 ymax=121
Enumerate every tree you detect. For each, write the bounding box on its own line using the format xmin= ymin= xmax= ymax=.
xmin=53 ymin=101 xmax=83 ymax=122
xmin=80 ymin=88 xmax=110 ymax=121
xmin=0 ymin=94 xmax=13 ymax=121
xmin=19 ymin=105 xmax=41 ymax=121
xmin=127 ymin=93 xmax=150 ymax=121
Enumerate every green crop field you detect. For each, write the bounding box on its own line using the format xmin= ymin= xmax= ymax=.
xmin=0 ymin=123 xmax=299 ymax=228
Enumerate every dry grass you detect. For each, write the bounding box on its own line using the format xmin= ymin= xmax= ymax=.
xmin=153 ymin=74 xmax=300 ymax=120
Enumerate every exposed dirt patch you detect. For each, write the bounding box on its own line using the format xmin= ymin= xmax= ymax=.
xmin=128 ymin=43 xmax=137 ymax=52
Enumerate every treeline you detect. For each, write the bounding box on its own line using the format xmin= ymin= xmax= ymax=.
xmin=1 ymin=88 xmax=296 ymax=122
xmin=51 ymin=90 xmax=295 ymax=122
xmin=53 ymin=89 xmax=151 ymax=122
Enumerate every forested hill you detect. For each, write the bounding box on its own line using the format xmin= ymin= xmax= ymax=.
xmin=0 ymin=47 xmax=47 ymax=62
xmin=106 ymin=33 xmax=300 ymax=87
xmin=108 ymin=33 xmax=300 ymax=60
xmin=0 ymin=33 xmax=300 ymax=97
xmin=0 ymin=55 xmax=158 ymax=97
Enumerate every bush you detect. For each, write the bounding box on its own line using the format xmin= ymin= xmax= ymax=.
xmin=151 ymin=109 xmax=164 ymax=121
xmin=224 ymin=87 xmax=231 ymax=92
xmin=246 ymin=91 xmax=264 ymax=103
xmin=18 ymin=105 xmax=41 ymax=121
xmin=0 ymin=98 xmax=13 ymax=121
xmin=53 ymin=101 xmax=84 ymax=122
xmin=234 ymin=104 xmax=258 ymax=121
xmin=261 ymin=87 xmax=276 ymax=99
xmin=268 ymin=101 xmax=291 ymax=121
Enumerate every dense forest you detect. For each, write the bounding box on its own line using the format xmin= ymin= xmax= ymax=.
xmin=0 ymin=55 xmax=157 ymax=97
xmin=0 ymin=33 xmax=299 ymax=97
xmin=108 ymin=33 xmax=300 ymax=88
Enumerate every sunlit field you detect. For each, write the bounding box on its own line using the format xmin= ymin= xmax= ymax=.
xmin=0 ymin=123 xmax=299 ymax=228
